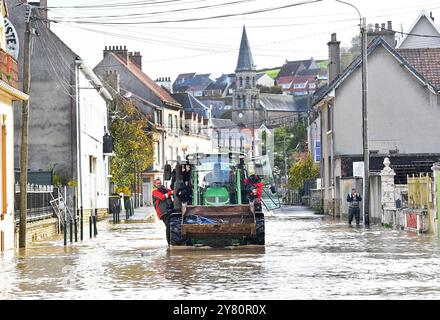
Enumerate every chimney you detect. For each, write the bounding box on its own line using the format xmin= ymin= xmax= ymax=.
xmin=155 ymin=76 xmax=172 ymax=92
xmin=430 ymin=11 xmax=435 ymax=22
xmin=104 ymin=70 xmax=120 ymax=94
xmin=39 ymin=0 xmax=49 ymax=28
xmin=327 ymin=33 xmax=341 ymax=83
xmin=129 ymin=51 xmax=142 ymax=70
xmin=102 ymin=45 xmax=129 ymax=64
xmin=367 ymin=20 xmax=396 ymax=47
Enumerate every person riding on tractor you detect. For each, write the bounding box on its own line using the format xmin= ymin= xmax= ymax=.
xmin=152 ymin=178 xmax=173 ymax=244
xmin=244 ymin=173 xmax=264 ymax=204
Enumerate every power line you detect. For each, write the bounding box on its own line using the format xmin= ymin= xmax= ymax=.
xmin=48 ymin=0 xmax=255 ymax=21
xmin=45 ymin=0 xmax=207 ymax=9
xmin=45 ymin=0 xmax=324 ymax=25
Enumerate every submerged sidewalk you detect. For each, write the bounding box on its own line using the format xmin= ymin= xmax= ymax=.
xmin=128 ymin=205 xmax=159 ymax=223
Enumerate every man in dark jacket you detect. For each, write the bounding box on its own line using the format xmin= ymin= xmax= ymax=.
xmin=347 ymin=188 xmax=362 ymax=225
xmin=152 ymin=178 xmax=173 ymax=244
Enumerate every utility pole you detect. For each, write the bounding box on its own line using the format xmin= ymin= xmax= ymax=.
xmin=19 ymin=3 xmax=34 ymax=248
xmin=335 ymin=0 xmax=369 ymax=227
xmin=362 ymin=17 xmax=370 ymax=226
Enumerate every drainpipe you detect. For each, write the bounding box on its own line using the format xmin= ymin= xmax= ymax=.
xmin=319 ymin=108 xmax=324 ymax=215
xmin=74 ymin=59 xmax=83 ymax=215
xmin=330 ymin=102 xmax=335 ymax=218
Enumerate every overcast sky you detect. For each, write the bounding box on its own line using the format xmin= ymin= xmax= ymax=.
xmin=45 ymin=0 xmax=440 ymax=81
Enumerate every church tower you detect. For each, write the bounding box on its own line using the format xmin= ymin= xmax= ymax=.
xmin=232 ymin=26 xmax=261 ymax=128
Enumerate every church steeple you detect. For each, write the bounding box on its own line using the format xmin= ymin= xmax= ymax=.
xmin=236 ymin=26 xmax=255 ymax=72
xmin=232 ymin=25 xmax=261 ymax=128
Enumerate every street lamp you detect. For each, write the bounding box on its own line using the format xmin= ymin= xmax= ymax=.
xmin=335 ymin=0 xmax=369 ymax=226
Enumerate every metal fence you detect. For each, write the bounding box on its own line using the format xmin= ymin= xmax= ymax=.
xmin=283 ymin=190 xmax=302 ymax=205
xmin=14 ymin=184 xmax=55 ymax=223
xmin=407 ymin=174 xmax=434 ymax=210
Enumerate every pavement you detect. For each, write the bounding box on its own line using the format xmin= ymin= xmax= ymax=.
xmin=128 ymin=205 xmax=159 ymax=223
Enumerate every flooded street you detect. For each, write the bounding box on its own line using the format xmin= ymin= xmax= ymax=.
xmin=2 ymin=206 xmax=440 ymax=300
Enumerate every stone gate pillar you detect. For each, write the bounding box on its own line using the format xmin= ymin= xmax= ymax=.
xmin=431 ymin=162 xmax=440 ymax=237
xmin=380 ymin=157 xmax=396 ymax=226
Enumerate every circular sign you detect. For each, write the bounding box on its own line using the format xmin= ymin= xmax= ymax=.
xmin=4 ymin=18 xmax=19 ymax=60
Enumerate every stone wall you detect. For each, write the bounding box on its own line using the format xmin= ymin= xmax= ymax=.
xmin=18 ymin=218 xmax=60 ymax=244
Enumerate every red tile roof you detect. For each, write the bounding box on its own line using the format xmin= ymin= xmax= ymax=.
xmin=277 ymin=76 xmax=294 ymax=84
xmin=398 ymin=48 xmax=440 ymax=89
xmin=110 ymin=53 xmax=180 ymax=106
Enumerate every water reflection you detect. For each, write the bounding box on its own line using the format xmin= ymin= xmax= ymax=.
xmin=2 ymin=207 xmax=440 ymax=299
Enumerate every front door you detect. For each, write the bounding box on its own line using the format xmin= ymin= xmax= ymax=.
xmin=89 ymin=156 xmax=97 ymax=210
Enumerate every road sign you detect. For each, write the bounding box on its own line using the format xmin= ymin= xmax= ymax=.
xmin=353 ymin=162 xmax=364 ymax=178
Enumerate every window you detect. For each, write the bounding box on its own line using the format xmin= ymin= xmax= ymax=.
xmin=314 ymin=140 xmax=321 ymax=162
xmin=168 ymin=114 xmax=173 ymax=133
xmin=155 ymin=110 xmax=162 ymax=125
xmin=89 ymin=156 xmax=97 ymax=174
xmin=293 ymin=83 xmax=306 ymax=89
xmin=174 ymin=115 xmax=178 ymax=133
xmin=327 ymin=105 xmax=333 ymax=133
xmin=281 ymin=83 xmax=290 ymax=89
xmin=239 ymin=77 xmax=243 ymax=88
xmin=169 ymin=146 xmax=173 ymax=161
xmin=176 ymin=147 xmax=179 ymax=160
xmin=245 ymin=77 xmax=250 ymax=87
xmin=252 ymin=77 xmax=256 ymax=87
xmin=309 ymin=83 xmax=316 ymax=89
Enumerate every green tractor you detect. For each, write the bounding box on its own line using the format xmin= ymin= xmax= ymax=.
xmin=163 ymin=152 xmax=279 ymax=248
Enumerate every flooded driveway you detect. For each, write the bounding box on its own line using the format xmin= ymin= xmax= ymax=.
xmin=2 ymin=206 xmax=440 ymax=299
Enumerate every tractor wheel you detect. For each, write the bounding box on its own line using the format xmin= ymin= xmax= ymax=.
xmin=254 ymin=215 xmax=265 ymax=245
xmin=169 ymin=214 xmax=186 ymax=245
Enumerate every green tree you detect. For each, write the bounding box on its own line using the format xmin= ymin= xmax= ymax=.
xmin=273 ymin=121 xmax=308 ymax=179
xmin=287 ymin=153 xmax=320 ymax=190
xmin=109 ymin=98 xmax=154 ymax=193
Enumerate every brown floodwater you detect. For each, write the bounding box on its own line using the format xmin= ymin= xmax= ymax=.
xmin=2 ymin=206 xmax=440 ymax=299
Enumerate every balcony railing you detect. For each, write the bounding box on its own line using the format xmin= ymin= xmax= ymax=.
xmin=0 ymin=49 xmax=18 ymax=89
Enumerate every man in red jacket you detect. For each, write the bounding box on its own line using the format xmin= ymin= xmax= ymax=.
xmin=152 ymin=178 xmax=173 ymax=244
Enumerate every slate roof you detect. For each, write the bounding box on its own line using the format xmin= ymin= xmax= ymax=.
xmin=298 ymin=68 xmax=321 ymax=77
xmin=171 ymin=92 xmax=208 ymax=117
xmin=398 ymin=48 xmax=440 ymax=89
xmin=205 ymin=74 xmax=233 ymax=92
xmin=259 ymin=94 xmax=300 ymax=112
xmin=211 ymin=118 xmax=237 ymax=129
xmin=277 ymin=61 xmax=303 ymax=78
xmin=236 ymin=26 xmax=255 ymax=72
xmin=173 ymin=73 xmax=213 ymax=93
xmin=110 ymin=53 xmax=179 ymax=106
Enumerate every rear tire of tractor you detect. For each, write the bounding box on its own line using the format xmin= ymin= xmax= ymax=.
xmin=170 ymin=214 xmax=186 ymax=246
xmin=254 ymin=215 xmax=265 ymax=245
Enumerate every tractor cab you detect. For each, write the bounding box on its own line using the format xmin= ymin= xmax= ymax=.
xmin=186 ymin=153 xmax=245 ymax=207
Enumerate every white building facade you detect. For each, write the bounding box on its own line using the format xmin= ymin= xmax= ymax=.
xmin=76 ymin=61 xmax=112 ymax=215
